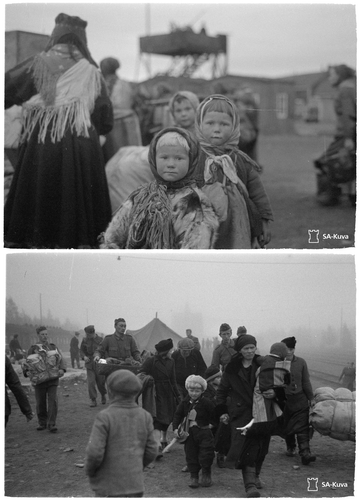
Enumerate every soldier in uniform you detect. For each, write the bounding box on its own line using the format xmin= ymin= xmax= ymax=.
xmin=211 ymin=323 xmax=236 ymax=371
xmin=94 ymin=318 xmax=141 ymax=363
xmin=80 ymin=325 xmax=107 ymax=407
xmin=185 ymin=328 xmax=201 ymax=351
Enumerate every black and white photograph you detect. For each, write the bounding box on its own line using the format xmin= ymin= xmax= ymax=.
xmin=3 ymin=1 xmax=357 ymax=499
xmin=4 ymin=251 xmax=356 ymax=497
xmin=4 ymin=2 xmax=357 ymax=249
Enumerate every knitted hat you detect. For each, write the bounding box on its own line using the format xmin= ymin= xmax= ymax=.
xmin=185 ymin=375 xmax=207 ymax=391
xmin=36 ymin=326 xmax=47 ymax=334
xmin=155 ymin=338 xmax=173 ymax=354
xmin=281 ymin=336 xmax=297 ymax=349
xmin=219 ymin=323 xmax=232 ymax=335
xmin=178 ymin=338 xmax=195 ymax=351
xmin=204 ymin=365 xmax=222 ymax=383
xmin=84 ymin=325 xmax=95 ymax=334
xmin=45 ymin=13 xmax=97 ymax=66
xmin=270 ymin=342 xmax=288 ymax=360
xmin=107 ymin=369 xmax=142 ymax=397
xmin=237 ymin=326 xmax=247 ymax=336
xmin=234 ymin=334 xmax=257 ymax=352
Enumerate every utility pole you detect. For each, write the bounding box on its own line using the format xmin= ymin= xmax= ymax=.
xmin=39 ymin=293 xmax=43 ymax=323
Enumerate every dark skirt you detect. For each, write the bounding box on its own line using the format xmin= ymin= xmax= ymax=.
xmin=4 ymin=124 xmax=112 ymax=248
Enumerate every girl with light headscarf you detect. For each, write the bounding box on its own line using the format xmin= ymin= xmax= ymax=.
xmin=99 ymin=127 xmax=219 ymax=249
xmin=169 ymin=90 xmax=200 ymax=137
xmin=195 ymin=94 xmax=273 ymax=249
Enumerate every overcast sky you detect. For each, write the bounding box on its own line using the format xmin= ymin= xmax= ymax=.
xmin=4 ymin=1 xmax=357 ymax=81
xmin=6 ymin=252 xmax=356 ymax=351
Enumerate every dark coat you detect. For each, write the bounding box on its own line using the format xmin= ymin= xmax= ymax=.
xmin=139 ymin=355 xmax=180 ymax=426
xmin=4 ymin=57 xmax=113 ymax=249
xmin=172 ymin=349 xmax=207 ymax=387
xmin=215 ymin=353 xmax=270 ymax=469
xmin=5 ymin=356 xmax=33 ymax=419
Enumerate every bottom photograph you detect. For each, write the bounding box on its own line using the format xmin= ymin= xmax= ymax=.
xmin=5 ymin=251 xmax=356 ymax=498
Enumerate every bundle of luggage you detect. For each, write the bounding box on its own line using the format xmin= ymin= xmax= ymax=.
xmin=23 ymin=346 xmax=62 ymax=386
xmin=309 ymin=387 xmax=355 ymax=442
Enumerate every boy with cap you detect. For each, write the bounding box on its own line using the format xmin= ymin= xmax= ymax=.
xmin=173 ymin=375 xmax=215 ymax=488
xmin=280 ymin=336 xmax=316 ymax=465
xmin=85 ymin=369 xmax=158 ymax=497
xmin=80 ymin=325 xmax=107 ymax=407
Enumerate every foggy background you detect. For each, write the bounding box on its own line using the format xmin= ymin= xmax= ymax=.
xmin=4 ymin=2 xmax=357 ymax=81
xmin=6 ymin=251 xmax=356 ymax=357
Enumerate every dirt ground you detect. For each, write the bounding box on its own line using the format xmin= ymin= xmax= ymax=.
xmin=258 ymin=134 xmax=355 ymax=249
xmin=4 ymin=366 xmax=355 ymax=498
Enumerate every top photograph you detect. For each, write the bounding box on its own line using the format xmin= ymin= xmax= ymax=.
xmin=4 ymin=3 xmax=356 ymax=249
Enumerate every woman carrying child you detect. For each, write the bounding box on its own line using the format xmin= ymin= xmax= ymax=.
xmin=194 ymin=94 xmax=273 ymax=249
xmin=100 ymin=127 xmax=219 ymax=249
xmin=215 ymin=334 xmax=273 ymax=498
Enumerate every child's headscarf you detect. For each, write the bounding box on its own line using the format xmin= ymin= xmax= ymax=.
xmin=126 ymin=127 xmax=200 ymax=249
xmin=148 ymin=127 xmax=199 ymax=189
xmin=169 ymin=91 xmax=200 ymax=117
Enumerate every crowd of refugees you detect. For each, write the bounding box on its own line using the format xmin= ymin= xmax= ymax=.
xmin=6 ymin=319 xmax=334 ymax=498
xmin=5 ymin=12 xmax=354 ymax=249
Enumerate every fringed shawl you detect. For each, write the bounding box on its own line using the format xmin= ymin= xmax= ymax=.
xmin=20 ymin=49 xmax=102 ymax=144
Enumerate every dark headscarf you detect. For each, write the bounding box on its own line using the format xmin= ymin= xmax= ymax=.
xmin=45 ymin=13 xmax=97 ymax=67
xmin=234 ymin=334 xmax=257 ymax=352
xmin=147 ymin=127 xmax=200 ymax=190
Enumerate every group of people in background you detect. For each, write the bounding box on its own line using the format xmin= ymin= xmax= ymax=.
xmin=5 ymin=11 xmax=354 ymax=250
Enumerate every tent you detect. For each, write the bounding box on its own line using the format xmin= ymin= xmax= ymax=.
xmin=127 ymin=316 xmax=183 ymax=353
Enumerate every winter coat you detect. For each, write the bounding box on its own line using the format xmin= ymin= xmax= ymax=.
xmin=4 ymin=56 xmax=113 ymax=249
xmin=173 ymin=393 xmax=215 ymax=430
xmin=139 ymin=355 xmax=180 ymax=426
xmin=172 ymin=349 xmax=207 ymax=388
xmin=5 ymin=356 xmax=33 ymax=419
xmin=100 ymin=183 xmax=219 ymax=249
xmin=85 ymin=400 xmax=158 ymax=496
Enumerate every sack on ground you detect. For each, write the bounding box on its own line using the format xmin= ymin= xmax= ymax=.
xmin=309 ymin=387 xmax=355 ymax=441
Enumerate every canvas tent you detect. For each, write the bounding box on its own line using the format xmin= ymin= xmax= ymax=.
xmin=127 ymin=317 xmax=183 ymax=353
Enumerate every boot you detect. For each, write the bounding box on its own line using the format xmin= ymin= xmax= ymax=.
xmin=242 ymin=466 xmax=261 ymax=498
xmin=200 ymin=468 xmax=212 ymax=487
xmin=216 ymin=452 xmax=226 ymax=468
xmin=298 ymin=433 xmax=316 ymax=465
xmin=255 ymin=459 xmax=264 ymax=489
xmin=90 ymin=399 xmax=97 ymax=407
xmin=189 ymin=474 xmax=199 ymax=489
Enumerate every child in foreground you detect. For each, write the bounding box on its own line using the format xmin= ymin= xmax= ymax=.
xmin=99 ymin=127 xmax=219 ymax=249
xmin=85 ymin=369 xmax=158 ymax=497
xmin=173 ymin=375 xmax=215 ymax=489
xmin=194 ymin=94 xmax=273 ymax=249
xmin=169 ymin=90 xmax=200 ymax=136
